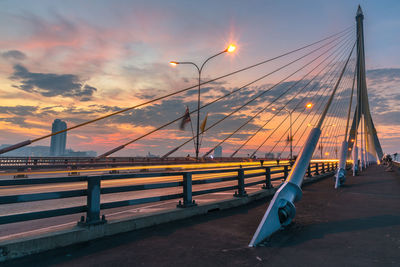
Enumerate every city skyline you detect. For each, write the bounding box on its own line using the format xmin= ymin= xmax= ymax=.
xmin=0 ymin=1 xmax=399 ymax=157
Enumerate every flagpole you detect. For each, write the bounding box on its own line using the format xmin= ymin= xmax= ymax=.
xmin=199 ymin=113 xmax=208 ymax=151
xmin=189 ymin=109 xmax=196 ymax=154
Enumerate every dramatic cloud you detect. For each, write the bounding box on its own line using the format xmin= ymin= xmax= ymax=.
xmin=1 ymin=50 xmax=27 ymax=60
xmin=367 ymin=68 xmax=400 ymax=81
xmin=0 ymin=105 xmax=38 ymax=116
xmin=10 ymin=64 xmax=97 ymax=101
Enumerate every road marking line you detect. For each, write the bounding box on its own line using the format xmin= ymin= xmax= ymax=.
xmin=106 ymin=200 xmax=177 ymax=217
xmin=0 ymin=221 xmax=76 ymax=241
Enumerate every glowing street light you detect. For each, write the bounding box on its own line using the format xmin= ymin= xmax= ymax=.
xmin=170 ymin=44 xmax=237 ymax=160
xmin=226 ymin=44 xmax=236 ymax=53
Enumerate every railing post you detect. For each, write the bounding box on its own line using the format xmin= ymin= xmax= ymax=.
xmin=321 ymin=162 xmax=325 ymax=174
xmin=315 ymin=163 xmax=320 ymax=175
xmin=262 ymin=167 xmax=273 ymax=189
xmin=307 ymin=164 xmax=312 ymax=177
xmin=327 ymin=162 xmax=330 ymax=172
xmin=177 ymin=172 xmax=197 ymax=207
xmin=234 ymin=168 xmax=247 ymax=197
xmin=78 ymin=176 xmax=106 ymax=226
xmin=283 ymin=165 xmax=289 ymax=180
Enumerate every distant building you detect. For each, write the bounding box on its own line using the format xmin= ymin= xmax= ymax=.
xmin=265 ymin=152 xmax=274 ymax=159
xmin=50 ymin=119 xmax=67 ymax=156
xmin=214 ymin=146 xmax=222 ymax=158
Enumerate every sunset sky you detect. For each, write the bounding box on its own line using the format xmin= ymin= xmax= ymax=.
xmin=0 ymin=0 xmax=399 ymax=157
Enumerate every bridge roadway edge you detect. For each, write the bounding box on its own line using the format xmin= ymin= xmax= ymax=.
xmin=0 ymin=171 xmax=335 ymax=262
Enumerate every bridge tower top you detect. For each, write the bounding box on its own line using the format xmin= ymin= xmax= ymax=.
xmin=356 ymin=5 xmax=364 ymax=19
xmin=347 ymin=5 xmax=384 ymax=161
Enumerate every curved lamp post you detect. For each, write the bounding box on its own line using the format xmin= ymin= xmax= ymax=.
xmin=170 ymin=44 xmax=236 ymax=160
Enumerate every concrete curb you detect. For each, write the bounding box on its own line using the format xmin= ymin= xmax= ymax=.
xmin=0 ymin=171 xmax=334 ymax=262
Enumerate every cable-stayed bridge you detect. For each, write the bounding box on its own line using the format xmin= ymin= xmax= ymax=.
xmin=0 ymin=6 xmax=393 ymax=261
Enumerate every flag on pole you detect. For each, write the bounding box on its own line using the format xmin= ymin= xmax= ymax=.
xmin=200 ymin=113 xmax=208 ymax=133
xmin=286 ymin=134 xmax=292 ymax=144
xmin=179 ymin=106 xmax=191 ymax=130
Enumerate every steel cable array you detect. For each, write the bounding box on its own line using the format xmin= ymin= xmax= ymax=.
xmin=276 ymin=59 xmax=357 ymax=158
xmin=97 ymin=30 xmax=353 ymax=158
xmin=0 ymin=26 xmax=355 ymax=158
xmin=161 ymin=31 xmax=354 ymax=158
xmin=202 ymin=34 xmax=355 ymax=158
xmin=230 ymin=36 xmax=355 ymax=158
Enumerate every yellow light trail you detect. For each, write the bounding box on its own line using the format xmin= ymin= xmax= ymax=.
xmin=0 ymin=160 xmax=290 ymax=177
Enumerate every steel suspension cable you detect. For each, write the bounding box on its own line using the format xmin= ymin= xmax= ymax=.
xmin=232 ymin=36 xmax=354 ymax=157
xmin=311 ymin=67 xmax=354 ymax=158
xmin=315 ymin=63 xmax=356 ymax=158
xmin=97 ymin=30 xmax=353 ymax=158
xmin=266 ymin=59 xmax=351 ymax=158
xmin=250 ymin=44 xmax=355 ymax=157
xmin=343 ymin=62 xmax=358 ymax=141
xmin=161 ymin=35 xmax=352 ymax=158
xmin=290 ymin=60 xmax=356 ymax=156
xmin=202 ymin=34 xmax=354 ymax=158
xmin=322 ymin=66 xmax=356 ymax=158
xmin=0 ymin=27 xmax=354 ymax=155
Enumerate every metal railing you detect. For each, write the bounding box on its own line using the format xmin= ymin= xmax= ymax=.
xmin=0 ymin=161 xmax=337 ymax=226
xmin=0 ymin=156 xmax=272 ymax=170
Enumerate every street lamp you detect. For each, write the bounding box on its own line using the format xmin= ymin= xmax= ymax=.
xmin=272 ymin=103 xmax=313 ymax=161
xmin=170 ymin=44 xmax=236 ymax=160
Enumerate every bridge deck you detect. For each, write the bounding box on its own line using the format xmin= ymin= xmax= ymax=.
xmin=5 ymin=165 xmax=400 ymax=267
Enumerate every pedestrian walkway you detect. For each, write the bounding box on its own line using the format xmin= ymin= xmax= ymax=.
xmin=4 ymin=165 xmax=400 ymax=267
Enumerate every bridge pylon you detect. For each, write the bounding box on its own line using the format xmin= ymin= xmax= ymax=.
xmin=347 ymin=6 xmax=383 ymax=166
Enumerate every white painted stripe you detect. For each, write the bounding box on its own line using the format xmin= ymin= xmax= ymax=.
xmin=0 ymin=221 xmax=75 ymax=241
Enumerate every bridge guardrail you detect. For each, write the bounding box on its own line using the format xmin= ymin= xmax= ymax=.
xmin=0 ymin=156 xmax=270 ymax=171
xmin=0 ymin=161 xmax=338 ymax=226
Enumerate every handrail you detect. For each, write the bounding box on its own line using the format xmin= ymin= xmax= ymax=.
xmin=0 ymin=157 xmax=277 ymax=169
xmin=0 ymin=161 xmax=337 ymax=226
